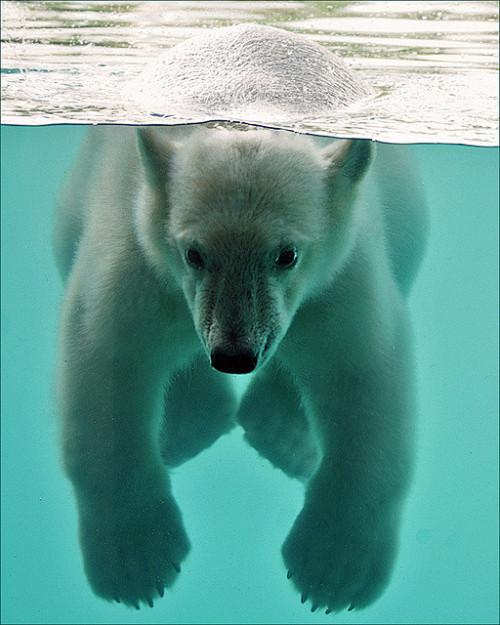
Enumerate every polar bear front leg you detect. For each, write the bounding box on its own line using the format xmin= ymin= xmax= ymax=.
xmin=160 ymin=352 xmax=237 ymax=468
xmin=57 ymin=287 xmax=192 ymax=608
xmin=237 ymin=359 xmax=319 ymax=481
xmin=281 ymin=317 xmax=416 ymax=613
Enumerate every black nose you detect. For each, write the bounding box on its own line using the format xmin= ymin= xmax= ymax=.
xmin=210 ymin=347 xmax=258 ymax=374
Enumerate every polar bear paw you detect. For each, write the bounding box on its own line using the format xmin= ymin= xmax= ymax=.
xmin=282 ymin=498 xmax=399 ymax=613
xmin=79 ymin=494 xmax=190 ymax=608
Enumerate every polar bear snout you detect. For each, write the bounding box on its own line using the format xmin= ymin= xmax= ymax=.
xmin=210 ymin=345 xmax=258 ymax=374
xmin=204 ymin=315 xmax=271 ymax=374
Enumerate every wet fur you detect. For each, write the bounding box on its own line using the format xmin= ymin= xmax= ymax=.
xmin=54 ymin=125 xmax=427 ymax=611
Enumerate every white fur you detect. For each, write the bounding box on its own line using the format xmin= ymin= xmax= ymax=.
xmin=54 ymin=125 xmax=427 ymax=611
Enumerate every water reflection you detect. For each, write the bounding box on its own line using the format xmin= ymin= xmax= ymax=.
xmin=1 ymin=0 xmax=498 ymax=144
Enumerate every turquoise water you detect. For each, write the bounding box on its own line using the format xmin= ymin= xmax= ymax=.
xmin=1 ymin=125 xmax=498 ymax=624
xmin=1 ymin=1 xmax=499 ymax=623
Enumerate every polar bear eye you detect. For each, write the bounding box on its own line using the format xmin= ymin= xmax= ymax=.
xmin=275 ymin=247 xmax=298 ymax=269
xmin=186 ymin=248 xmax=205 ymax=270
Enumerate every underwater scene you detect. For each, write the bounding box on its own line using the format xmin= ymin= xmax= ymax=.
xmin=1 ymin=3 xmax=499 ymax=625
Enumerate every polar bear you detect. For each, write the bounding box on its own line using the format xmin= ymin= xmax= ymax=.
xmin=131 ymin=22 xmax=373 ymax=120
xmin=54 ymin=124 xmax=427 ymax=613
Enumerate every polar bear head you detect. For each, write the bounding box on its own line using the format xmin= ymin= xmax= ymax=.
xmin=137 ymin=128 xmax=371 ymax=374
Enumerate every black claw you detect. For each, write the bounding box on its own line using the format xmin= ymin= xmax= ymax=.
xmin=172 ymin=562 xmax=181 ymax=573
xmin=287 ymin=570 xmax=293 ymax=580
xmin=325 ymin=607 xmax=332 ymax=615
xmin=113 ymin=596 xmax=121 ymax=604
xmin=311 ymin=604 xmax=318 ymax=613
xmin=147 ymin=597 xmax=154 ymax=608
xmin=301 ymin=592 xmax=309 ymax=604
xmin=156 ymin=584 xmax=164 ymax=598
xmin=348 ymin=604 xmax=355 ymax=612
xmin=134 ymin=603 xmax=140 ymax=611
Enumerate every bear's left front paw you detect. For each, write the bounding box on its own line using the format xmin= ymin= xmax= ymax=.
xmin=282 ymin=499 xmax=399 ymax=613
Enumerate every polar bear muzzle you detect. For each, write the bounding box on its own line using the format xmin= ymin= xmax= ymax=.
xmin=210 ymin=345 xmax=258 ymax=374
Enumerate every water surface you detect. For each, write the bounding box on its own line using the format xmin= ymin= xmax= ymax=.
xmin=1 ymin=0 xmax=498 ymax=144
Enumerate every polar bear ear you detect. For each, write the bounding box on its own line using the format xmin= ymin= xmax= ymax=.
xmin=322 ymin=139 xmax=373 ymax=183
xmin=137 ymin=127 xmax=176 ymax=187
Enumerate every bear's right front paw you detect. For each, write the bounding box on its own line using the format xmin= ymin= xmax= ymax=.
xmin=79 ymin=495 xmax=190 ymax=608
